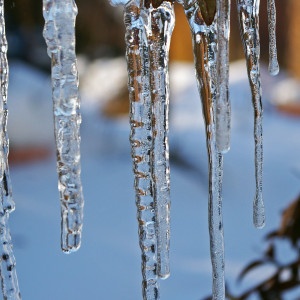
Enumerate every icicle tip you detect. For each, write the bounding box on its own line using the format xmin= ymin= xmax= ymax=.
xmin=268 ymin=60 xmax=279 ymax=76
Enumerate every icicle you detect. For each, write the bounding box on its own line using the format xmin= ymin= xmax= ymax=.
xmin=237 ymin=0 xmax=265 ymax=228
xmin=267 ymin=0 xmax=279 ymax=76
xmin=0 ymin=2 xmax=21 ymax=299
xmin=124 ymin=1 xmax=159 ymax=298
xmin=0 ymin=212 xmax=21 ymax=300
xmin=216 ymin=0 xmax=231 ymax=153
xmin=183 ymin=2 xmax=225 ymax=299
xmin=0 ymin=1 xmax=14 ymax=214
xmin=148 ymin=3 xmax=174 ymax=280
xmin=42 ymin=0 xmax=84 ymax=253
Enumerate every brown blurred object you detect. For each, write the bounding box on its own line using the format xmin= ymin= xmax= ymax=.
xmin=76 ymin=0 xmax=125 ymax=57
xmin=286 ymin=0 xmax=300 ymax=78
xmin=170 ymin=3 xmax=194 ymax=61
xmin=6 ymin=0 xmax=125 ymax=60
xmin=102 ymin=86 xmax=130 ymax=117
xmin=276 ymin=103 xmax=300 ymax=117
xmin=9 ymin=147 xmax=52 ymax=165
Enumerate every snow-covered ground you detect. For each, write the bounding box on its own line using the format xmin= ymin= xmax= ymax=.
xmin=5 ymin=58 xmax=300 ymax=299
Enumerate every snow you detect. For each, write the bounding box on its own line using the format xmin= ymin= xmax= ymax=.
xmin=5 ymin=58 xmax=300 ymax=299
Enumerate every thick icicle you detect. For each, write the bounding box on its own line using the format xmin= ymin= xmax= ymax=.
xmin=267 ymin=0 xmax=279 ymax=76
xmin=237 ymin=0 xmax=265 ymax=228
xmin=124 ymin=1 xmax=159 ymax=298
xmin=216 ymin=0 xmax=231 ymax=153
xmin=184 ymin=2 xmax=225 ymax=299
xmin=0 ymin=2 xmax=21 ymax=299
xmin=148 ymin=3 xmax=174 ymax=280
xmin=43 ymin=0 xmax=84 ymax=253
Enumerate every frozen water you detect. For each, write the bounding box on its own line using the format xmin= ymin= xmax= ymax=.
xmin=267 ymin=0 xmax=279 ymax=76
xmin=125 ymin=1 xmax=160 ymax=298
xmin=237 ymin=0 xmax=265 ymax=229
xmin=109 ymin=0 xmax=130 ymax=6
xmin=0 ymin=213 xmax=21 ymax=300
xmin=148 ymin=3 xmax=174 ymax=280
xmin=184 ymin=2 xmax=225 ymax=299
xmin=216 ymin=0 xmax=231 ymax=153
xmin=42 ymin=0 xmax=84 ymax=253
xmin=0 ymin=0 xmax=14 ymax=214
xmin=0 ymin=1 xmax=21 ymax=299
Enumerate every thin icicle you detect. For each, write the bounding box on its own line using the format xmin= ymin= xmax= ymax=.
xmin=267 ymin=0 xmax=279 ymax=76
xmin=216 ymin=0 xmax=231 ymax=153
xmin=184 ymin=2 xmax=225 ymax=299
xmin=237 ymin=0 xmax=265 ymax=228
xmin=0 ymin=2 xmax=21 ymax=299
xmin=148 ymin=3 xmax=174 ymax=280
xmin=0 ymin=212 xmax=21 ymax=300
xmin=124 ymin=1 xmax=159 ymax=298
xmin=43 ymin=0 xmax=84 ymax=253
xmin=0 ymin=0 xmax=14 ymax=214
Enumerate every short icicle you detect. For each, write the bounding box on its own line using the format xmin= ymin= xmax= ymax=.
xmin=237 ymin=0 xmax=265 ymax=228
xmin=0 ymin=1 xmax=21 ymax=299
xmin=124 ymin=1 xmax=159 ymax=298
xmin=183 ymin=1 xmax=225 ymax=299
xmin=267 ymin=0 xmax=279 ymax=76
xmin=43 ymin=0 xmax=84 ymax=252
xmin=216 ymin=0 xmax=231 ymax=153
xmin=148 ymin=2 xmax=174 ymax=280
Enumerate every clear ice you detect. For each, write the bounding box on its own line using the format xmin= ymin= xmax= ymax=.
xmin=216 ymin=0 xmax=231 ymax=153
xmin=148 ymin=3 xmax=174 ymax=280
xmin=0 ymin=1 xmax=21 ymax=298
xmin=125 ymin=1 xmax=160 ymax=298
xmin=124 ymin=0 xmax=174 ymax=297
xmin=184 ymin=1 xmax=225 ymax=299
xmin=0 ymin=1 xmax=14 ymax=215
xmin=43 ymin=0 xmax=84 ymax=253
xmin=0 ymin=213 xmax=21 ymax=300
xmin=267 ymin=0 xmax=279 ymax=76
xmin=111 ymin=0 xmax=280 ymax=297
xmin=237 ymin=0 xmax=265 ymax=228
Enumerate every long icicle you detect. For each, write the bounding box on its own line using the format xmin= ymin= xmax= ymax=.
xmin=0 ymin=1 xmax=14 ymax=215
xmin=216 ymin=0 xmax=231 ymax=153
xmin=0 ymin=1 xmax=21 ymax=298
xmin=124 ymin=1 xmax=159 ymax=298
xmin=43 ymin=0 xmax=84 ymax=253
xmin=184 ymin=1 xmax=225 ymax=299
xmin=267 ymin=0 xmax=279 ymax=76
xmin=237 ymin=0 xmax=265 ymax=229
xmin=148 ymin=2 xmax=174 ymax=280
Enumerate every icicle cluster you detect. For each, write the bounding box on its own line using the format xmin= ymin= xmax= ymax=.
xmin=0 ymin=0 xmax=21 ymax=299
xmin=123 ymin=1 xmax=174 ymax=298
xmin=109 ymin=0 xmax=279 ymax=298
xmin=43 ymin=0 xmax=84 ymax=253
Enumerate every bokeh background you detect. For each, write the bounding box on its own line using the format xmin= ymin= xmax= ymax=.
xmin=2 ymin=1 xmax=300 ymax=299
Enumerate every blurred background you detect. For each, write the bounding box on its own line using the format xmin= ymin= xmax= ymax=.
xmin=3 ymin=0 xmax=300 ymax=299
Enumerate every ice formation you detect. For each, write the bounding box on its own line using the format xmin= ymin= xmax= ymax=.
xmin=0 ymin=1 xmax=21 ymax=299
xmin=43 ymin=0 xmax=84 ymax=253
xmin=0 ymin=0 xmax=280 ymax=298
